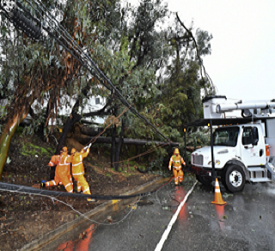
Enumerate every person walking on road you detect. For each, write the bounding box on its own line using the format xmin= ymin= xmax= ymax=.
xmin=168 ymin=148 xmax=186 ymax=185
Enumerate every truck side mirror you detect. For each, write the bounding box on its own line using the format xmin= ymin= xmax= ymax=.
xmin=251 ymin=127 xmax=258 ymax=146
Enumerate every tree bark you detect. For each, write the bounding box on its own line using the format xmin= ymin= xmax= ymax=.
xmin=77 ymin=135 xmax=180 ymax=146
xmin=110 ymin=124 xmax=116 ymax=168
xmin=0 ymin=107 xmax=28 ymax=180
xmin=55 ymin=111 xmax=82 ymax=155
xmin=114 ymin=118 xmax=124 ymax=171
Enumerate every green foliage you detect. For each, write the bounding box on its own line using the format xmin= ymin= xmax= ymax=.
xmin=0 ymin=0 xmax=215 ymax=177
xmin=20 ymin=142 xmax=54 ymax=158
xmin=188 ymin=128 xmax=210 ymax=148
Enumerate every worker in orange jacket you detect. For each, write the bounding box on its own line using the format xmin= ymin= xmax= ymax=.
xmin=168 ymin=148 xmax=186 ymax=185
xmin=47 ymin=154 xmax=61 ymax=186
xmin=73 ymin=148 xmax=86 ymax=193
xmin=42 ymin=147 xmax=73 ymax=193
xmin=70 ymin=143 xmax=94 ymax=202
xmin=47 ymin=149 xmax=72 ymax=187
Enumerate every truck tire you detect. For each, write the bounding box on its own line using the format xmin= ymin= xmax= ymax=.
xmin=196 ymin=175 xmax=212 ymax=186
xmin=221 ymin=170 xmax=228 ymax=190
xmin=225 ymin=165 xmax=245 ymax=193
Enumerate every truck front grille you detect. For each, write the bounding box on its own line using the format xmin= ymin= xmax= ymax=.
xmin=192 ymin=154 xmax=203 ymax=166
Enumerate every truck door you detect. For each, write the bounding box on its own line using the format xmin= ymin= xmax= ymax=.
xmin=241 ymin=126 xmax=265 ymax=166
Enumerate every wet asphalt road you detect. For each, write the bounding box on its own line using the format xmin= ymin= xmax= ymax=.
xmin=43 ymin=178 xmax=275 ymax=251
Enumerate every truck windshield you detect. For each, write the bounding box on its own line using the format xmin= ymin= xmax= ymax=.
xmin=213 ymin=127 xmax=239 ymax=147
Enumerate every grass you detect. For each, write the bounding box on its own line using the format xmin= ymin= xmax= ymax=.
xmin=20 ymin=142 xmax=54 ymax=158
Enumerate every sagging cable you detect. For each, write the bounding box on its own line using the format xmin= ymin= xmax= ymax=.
xmin=0 ymin=179 xmax=173 ymax=201
xmin=0 ymin=186 xmax=142 ymax=226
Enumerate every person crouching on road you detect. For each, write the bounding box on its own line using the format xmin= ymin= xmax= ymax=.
xmin=48 ymin=149 xmax=72 ymax=187
xmin=168 ymin=148 xmax=186 ymax=186
xmin=42 ymin=147 xmax=73 ymax=193
xmin=71 ymin=144 xmax=94 ymax=202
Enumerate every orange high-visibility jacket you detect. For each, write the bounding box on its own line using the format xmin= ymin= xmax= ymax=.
xmin=169 ymin=155 xmax=185 ymax=170
xmin=48 ymin=155 xmax=60 ymax=167
xmin=56 ymin=153 xmax=71 ymax=176
xmin=72 ymin=148 xmax=90 ymax=175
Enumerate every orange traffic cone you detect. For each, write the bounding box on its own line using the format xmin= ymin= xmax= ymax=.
xmin=211 ymin=178 xmax=226 ymax=205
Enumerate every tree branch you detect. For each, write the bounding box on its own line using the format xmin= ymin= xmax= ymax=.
xmin=176 ymin=13 xmax=213 ymax=89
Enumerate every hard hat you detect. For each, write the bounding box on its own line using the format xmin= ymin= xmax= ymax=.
xmin=174 ymin=148 xmax=180 ymax=154
xmin=61 ymin=146 xmax=68 ymax=152
xmin=71 ymin=148 xmax=76 ymax=155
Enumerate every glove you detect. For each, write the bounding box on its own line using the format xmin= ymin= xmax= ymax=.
xmin=84 ymin=143 xmax=92 ymax=150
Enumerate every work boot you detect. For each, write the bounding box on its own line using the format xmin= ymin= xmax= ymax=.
xmin=40 ymin=181 xmax=45 ymax=189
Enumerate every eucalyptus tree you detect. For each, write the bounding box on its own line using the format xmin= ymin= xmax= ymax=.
xmin=101 ymin=0 xmax=171 ymax=169
xmin=152 ymin=16 xmax=215 ymax=141
xmin=0 ymin=0 xmax=94 ymax=179
xmin=0 ymin=21 xmax=77 ymax=179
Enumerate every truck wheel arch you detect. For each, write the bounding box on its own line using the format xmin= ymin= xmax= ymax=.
xmin=223 ymin=159 xmax=249 ymax=181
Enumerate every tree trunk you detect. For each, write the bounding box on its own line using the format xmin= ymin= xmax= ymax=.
xmin=55 ymin=112 xmax=82 ymax=154
xmin=111 ymin=124 xmax=116 ymax=168
xmin=114 ymin=118 xmax=125 ymax=171
xmin=77 ymin=135 xmax=180 ymax=146
xmin=0 ymin=107 xmax=28 ymax=180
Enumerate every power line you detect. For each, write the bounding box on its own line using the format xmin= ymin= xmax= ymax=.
xmin=2 ymin=0 xmax=171 ymax=142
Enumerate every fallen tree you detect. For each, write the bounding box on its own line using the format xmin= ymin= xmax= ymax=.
xmin=75 ymin=135 xmax=180 ymax=147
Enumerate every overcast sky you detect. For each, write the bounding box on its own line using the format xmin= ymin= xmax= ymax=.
xmin=166 ymin=0 xmax=275 ymax=102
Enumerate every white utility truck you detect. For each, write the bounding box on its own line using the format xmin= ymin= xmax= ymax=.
xmin=190 ymin=95 xmax=275 ymax=193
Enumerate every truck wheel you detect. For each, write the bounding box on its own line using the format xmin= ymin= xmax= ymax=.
xmin=196 ymin=175 xmax=212 ymax=186
xmin=225 ymin=165 xmax=245 ymax=193
xmin=221 ymin=170 xmax=228 ymax=190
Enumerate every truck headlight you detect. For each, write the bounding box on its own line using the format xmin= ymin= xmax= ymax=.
xmin=208 ymin=160 xmax=221 ymax=165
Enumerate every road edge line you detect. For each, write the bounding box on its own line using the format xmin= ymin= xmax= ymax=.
xmin=154 ymin=180 xmax=198 ymax=251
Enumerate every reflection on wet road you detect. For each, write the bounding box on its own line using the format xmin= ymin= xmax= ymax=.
xmin=42 ymin=179 xmax=275 ymax=251
xmin=56 ymin=224 xmax=95 ymax=251
xmin=215 ymin=204 xmax=225 ymax=231
xmin=173 ymin=186 xmax=188 ymax=222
